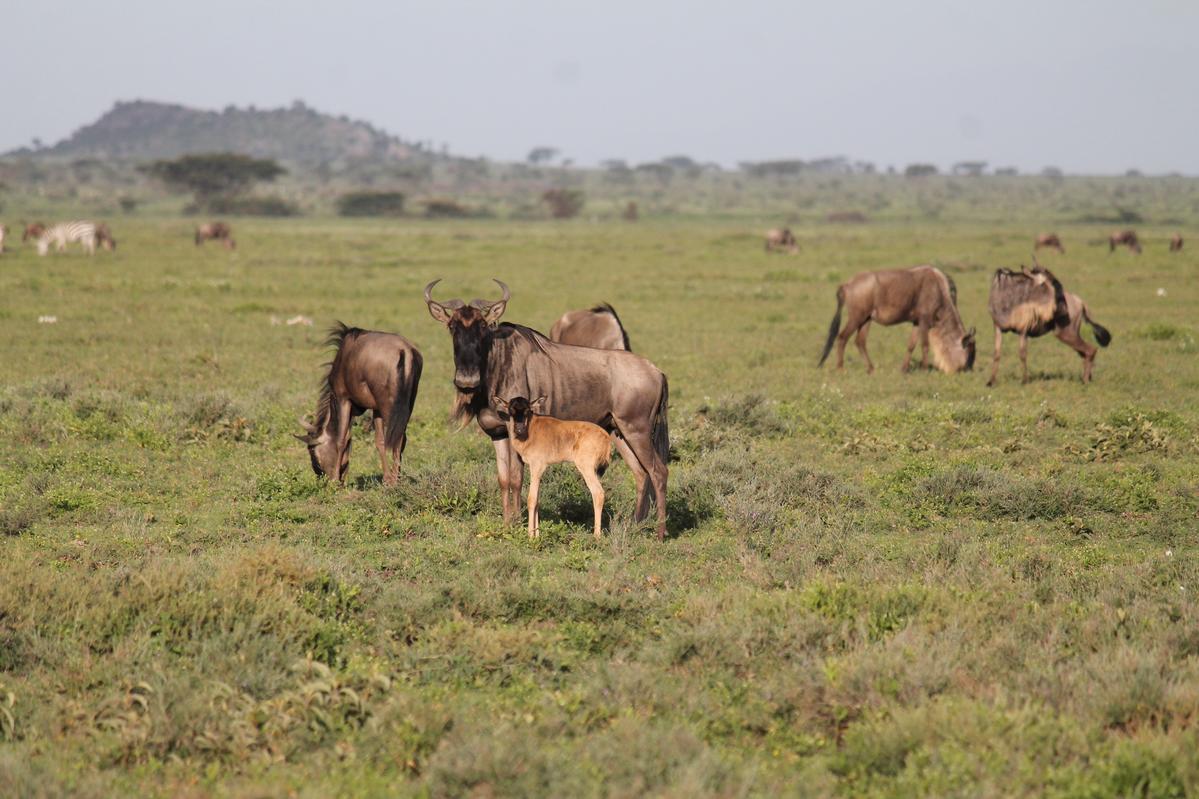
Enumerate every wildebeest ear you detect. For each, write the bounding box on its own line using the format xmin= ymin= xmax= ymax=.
xmin=492 ymin=396 xmax=511 ymax=415
xmin=482 ymin=299 xmax=507 ymax=324
xmin=529 ymin=396 xmax=547 ymax=413
xmin=426 ymin=301 xmax=453 ymax=324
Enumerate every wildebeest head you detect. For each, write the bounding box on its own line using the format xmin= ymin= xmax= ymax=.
xmin=295 ymin=415 xmax=349 ymax=481
xmin=424 ymin=278 xmax=510 ymax=392
xmin=492 ymin=395 xmax=546 ymax=441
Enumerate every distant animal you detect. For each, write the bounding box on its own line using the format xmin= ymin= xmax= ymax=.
xmin=492 ymin=395 xmax=612 ymax=539
xmin=986 ymin=263 xmax=1111 ymax=385
xmin=623 ymin=201 xmax=639 ymax=222
xmin=1109 ymin=229 xmax=1142 ymax=254
xmin=36 ymin=221 xmax=100 ymax=256
xmin=0 ymin=224 xmax=6 ymax=253
xmin=296 ymin=323 xmax=422 ymax=486
xmin=94 ymin=222 xmax=116 ymax=251
xmin=765 ymin=227 xmax=798 ymax=254
xmin=549 ymin=303 xmax=631 ymax=351
xmin=818 ymin=265 xmax=976 ymax=373
xmin=22 ymin=222 xmax=46 ymax=243
xmin=1034 ymin=233 xmax=1065 ymax=254
xmin=196 ymin=221 xmax=236 ymax=250
xmin=1170 ymin=233 xmax=1184 ymax=253
xmin=425 ymin=279 xmax=670 ymax=539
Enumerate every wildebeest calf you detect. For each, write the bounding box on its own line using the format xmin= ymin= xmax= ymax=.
xmin=550 ymin=303 xmax=631 ymax=351
xmin=22 ymin=222 xmax=45 ymax=243
xmin=493 ymin=395 xmax=612 ymax=539
xmin=1170 ymin=233 xmax=1184 ymax=253
xmin=1035 ymin=233 xmax=1064 ymax=254
xmin=196 ymin=221 xmax=236 ymax=250
xmin=986 ymin=264 xmax=1111 ymax=385
xmin=1109 ymin=229 xmax=1142 ymax=254
xmin=765 ymin=227 xmax=798 ymax=254
xmin=818 ymin=265 xmax=976 ymax=373
xmin=297 ymin=323 xmax=422 ymax=485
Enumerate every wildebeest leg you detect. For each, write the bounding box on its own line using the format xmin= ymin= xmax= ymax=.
xmin=854 ymin=321 xmax=874 ymax=374
xmin=1055 ymin=325 xmax=1097 ymax=383
xmin=614 ymin=435 xmax=650 ymax=521
xmin=335 ymin=400 xmax=354 ymax=483
xmin=902 ymin=328 xmax=918 ymax=372
xmin=579 ymin=465 xmax=605 ymax=540
xmin=1018 ymin=333 xmax=1030 ymax=384
xmin=617 ymin=423 xmax=668 ymax=539
xmin=526 ymin=463 xmax=545 ymax=539
xmin=987 ymin=326 xmax=1003 ymax=387
xmin=372 ymin=415 xmax=393 ymax=486
xmin=918 ymin=324 xmax=931 ymax=370
xmin=493 ymin=438 xmax=516 ymax=522
xmin=834 ymin=315 xmax=863 ymax=369
xmin=508 ymin=447 xmax=525 ymax=522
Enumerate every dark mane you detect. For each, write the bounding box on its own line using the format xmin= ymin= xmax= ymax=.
xmin=314 ymin=322 xmax=364 ymax=432
xmin=589 ymin=302 xmax=632 ymax=351
xmin=496 ymin=322 xmax=554 ymax=355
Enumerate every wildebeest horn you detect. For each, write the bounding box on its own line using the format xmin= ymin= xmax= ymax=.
xmin=470 ymin=279 xmax=512 ymax=311
xmin=298 ymin=416 xmax=317 ymax=435
xmin=424 ymin=278 xmax=443 ymax=306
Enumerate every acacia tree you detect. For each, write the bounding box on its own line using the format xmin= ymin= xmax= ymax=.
xmin=143 ymin=153 xmax=285 ymax=208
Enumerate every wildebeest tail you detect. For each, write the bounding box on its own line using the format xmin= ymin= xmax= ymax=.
xmin=595 ymin=441 xmax=612 ymax=478
xmin=652 ymin=375 xmax=670 ymax=465
xmin=1084 ymin=307 xmax=1112 ymax=348
xmin=817 ymin=287 xmax=845 ymax=367
xmin=591 ymin=302 xmax=632 ymax=351
xmin=384 ymin=350 xmax=422 ymax=452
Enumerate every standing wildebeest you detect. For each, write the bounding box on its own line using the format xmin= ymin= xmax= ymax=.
xmin=765 ymin=227 xmax=798 ymax=254
xmin=1035 ymin=233 xmax=1065 ymax=254
xmin=549 ymin=303 xmax=631 ymax=351
xmin=492 ymin=395 xmax=612 ymax=540
xmin=424 ymin=279 xmax=671 ymax=539
xmin=196 ymin=221 xmax=236 ymax=250
xmin=0 ymin=224 xmax=6 ymax=253
xmin=1170 ymin=233 xmax=1184 ymax=253
xmin=296 ymin=323 xmax=422 ymax=486
xmin=986 ymin=264 xmax=1111 ymax=385
xmin=1109 ymin=229 xmax=1142 ymax=254
xmin=22 ymin=222 xmax=46 ymax=243
xmin=818 ymin=265 xmax=976 ymax=373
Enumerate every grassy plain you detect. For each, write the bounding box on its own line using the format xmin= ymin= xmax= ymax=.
xmin=1 ymin=214 xmax=1197 ymax=797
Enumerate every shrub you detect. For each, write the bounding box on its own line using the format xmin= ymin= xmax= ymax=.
xmin=542 ymin=188 xmax=585 ymax=219
xmin=204 ymin=195 xmax=299 ymax=217
xmin=337 ymin=191 xmax=405 ymax=217
xmin=423 ymin=198 xmax=473 ymax=218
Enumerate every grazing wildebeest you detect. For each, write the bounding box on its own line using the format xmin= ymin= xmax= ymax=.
xmin=296 ymin=323 xmax=422 ymax=486
xmin=1109 ymin=229 xmax=1142 ymax=254
xmin=765 ymin=227 xmax=798 ymax=254
xmin=818 ymin=265 xmax=976 ymax=374
xmin=1035 ymin=233 xmax=1065 ymax=254
xmin=196 ymin=221 xmax=236 ymax=250
xmin=0 ymin=224 xmax=6 ymax=253
xmin=424 ymin=279 xmax=670 ymax=538
xmin=94 ymin=222 xmax=116 ymax=252
xmin=1170 ymin=233 xmax=1184 ymax=253
xmin=22 ymin=222 xmax=46 ymax=243
xmin=492 ymin=395 xmax=612 ymax=540
xmin=986 ymin=264 xmax=1111 ymax=385
xmin=549 ymin=303 xmax=631 ymax=351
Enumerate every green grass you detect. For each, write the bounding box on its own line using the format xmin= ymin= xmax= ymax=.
xmin=1 ymin=216 xmax=1198 ymax=796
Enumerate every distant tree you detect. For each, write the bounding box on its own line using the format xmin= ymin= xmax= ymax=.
xmin=143 ymin=153 xmax=285 ymax=208
xmin=1041 ymin=166 xmax=1064 ymax=179
xmin=601 ymin=159 xmax=628 ymax=171
xmin=542 ymin=188 xmax=585 ymax=219
xmin=740 ymin=160 xmax=805 ymax=178
xmin=905 ymin=163 xmax=938 ymax=177
xmin=337 ymin=191 xmax=405 ymax=217
xmin=1125 ymin=168 xmax=1143 ymax=178
xmin=527 ymin=147 xmax=560 ymax=165
xmin=635 ymin=162 xmax=674 ymax=182
xmin=995 ymin=167 xmax=1019 ymax=176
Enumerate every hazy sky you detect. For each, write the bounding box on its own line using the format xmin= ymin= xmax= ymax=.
xmin=5 ymin=0 xmax=1196 ymax=174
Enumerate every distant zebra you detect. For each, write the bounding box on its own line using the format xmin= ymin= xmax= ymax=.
xmin=37 ymin=221 xmax=99 ymax=256
xmin=0 ymin=224 xmax=7 ymax=254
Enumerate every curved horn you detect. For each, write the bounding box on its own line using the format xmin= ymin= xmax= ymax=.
xmin=298 ymin=416 xmax=317 ymax=434
xmin=493 ymin=278 xmax=510 ymax=304
xmin=424 ymin=278 xmax=455 ymax=323
xmin=423 ymin=278 xmax=443 ymax=305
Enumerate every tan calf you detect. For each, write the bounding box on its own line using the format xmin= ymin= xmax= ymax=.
xmin=493 ymin=395 xmax=612 ymax=539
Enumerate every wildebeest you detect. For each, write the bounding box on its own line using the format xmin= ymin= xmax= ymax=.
xmin=818 ymin=265 xmax=976 ymax=373
xmin=549 ymin=303 xmax=631 ymax=351
xmin=986 ymin=264 xmax=1111 ymax=385
xmin=196 ymin=221 xmax=236 ymax=250
xmin=1035 ymin=233 xmax=1065 ymax=254
xmin=765 ymin=227 xmax=798 ymax=254
xmin=424 ymin=279 xmax=670 ymax=539
xmin=22 ymin=222 xmax=46 ymax=243
xmin=492 ymin=395 xmax=612 ymax=540
xmin=296 ymin=323 xmax=422 ymax=485
xmin=1170 ymin=233 xmax=1184 ymax=253
xmin=1109 ymin=229 xmax=1142 ymax=254
xmin=0 ymin=224 xmax=6 ymax=253
xmin=95 ymin=222 xmax=116 ymax=252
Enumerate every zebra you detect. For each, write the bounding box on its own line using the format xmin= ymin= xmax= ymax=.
xmin=37 ymin=221 xmax=100 ymax=256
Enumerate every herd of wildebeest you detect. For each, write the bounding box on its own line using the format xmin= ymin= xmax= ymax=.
xmin=0 ymin=218 xmax=1187 ymax=539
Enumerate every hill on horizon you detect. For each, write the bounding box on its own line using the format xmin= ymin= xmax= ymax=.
xmin=8 ymin=99 xmax=440 ymax=165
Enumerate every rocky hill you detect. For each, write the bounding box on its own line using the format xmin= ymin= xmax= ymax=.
xmin=13 ymin=100 xmax=433 ymax=165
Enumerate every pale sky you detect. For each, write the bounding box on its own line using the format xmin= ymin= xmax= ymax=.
xmin=4 ymin=0 xmax=1196 ymax=174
